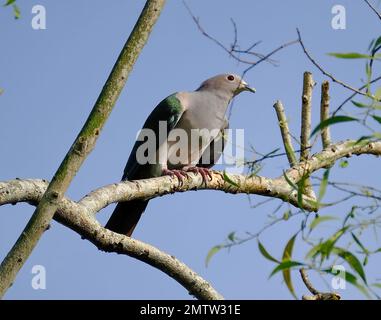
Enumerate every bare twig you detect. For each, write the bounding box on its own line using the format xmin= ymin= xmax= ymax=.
xmin=273 ymin=100 xmax=297 ymax=167
xmin=320 ymin=81 xmax=331 ymax=149
xmin=299 ymin=72 xmax=316 ymax=199
xmin=297 ymin=29 xmax=377 ymax=100
xmin=332 ymin=75 xmax=381 ymax=116
xmin=184 ymin=0 xmax=298 ymax=71
xmin=300 ymin=72 xmax=314 ymax=161
xmin=363 ymin=0 xmax=381 ymax=20
xmin=300 ymin=268 xmax=341 ymax=300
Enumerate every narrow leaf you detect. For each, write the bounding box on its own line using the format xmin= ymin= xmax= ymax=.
xmin=4 ymin=0 xmax=16 ymax=6
xmin=328 ymin=52 xmax=381 ymax=59
xmin=323 ymin=268 xmax=371 ymax=298
xmin=311 ymin=116 xmax=358 ymax=137
xmin=283 ymin=171 xmax=297 ymax=190
xmin=372 ymin=115 xmax=381 ymax=125
xmin=258 ymin=240 xmax=280 ymax=263
xmin=332 ymin=247 xmax=367 ymax=283
xmin=269 ymin=261 xmax=304 ymax=278
xmin=205 ymin=245 xmax=222 ymax=267
xmin=227 ymin=232 xmax=236 ymax=242
xmin=351 ymin=233 xmax=368 ymax=254
xmin=318 ymin=169 xmax=330 ymax=202
xmin=282 ymin=234 xmax=298 ymax=299
xmin=309 ymin=215 xmax=339 ymax=231
xmin=222 ymin=171 xmax=239 ymax=187
xmin=351 ymin=100 xmax=369 ymax=108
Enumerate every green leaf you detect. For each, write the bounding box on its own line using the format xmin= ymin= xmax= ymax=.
xmin=328 ymin=52 xmax=381 ymax=59
xmin=339 ymin=160 xmax=349 ymax=168
xmin=373 ymin=36 xmax=381 ymax=50
xmin=205 ymin=245 xmax=222 ymax=267
xmin=282 ymin=234 xmax=298 ymax=299
xmin=227 ymin=232 xmax=236 ymax=242
xmin=323 ymin=268 xmax=371 ymax=298
xmin=372 ymin=283 xmax=381 ymax=289
xmin=12 ymin=4 xmax=20 ymax=19
xmin=258 ymin=240 xmax=280 ymax=263
xmin=372 ymin=115 xmax=381 ymax=125
xmin=309 ymin=215 xmax=339 ymax=231
xmin=4 ymin=0 xmax=16 ymax=6
xmin=296 ymin=175 xmax=307 ymax=209
xmin=311 ymin=116 xmax=358 ymax=137
xmin=283 ymin=171 xmax=297 ymax=190
xmin=351 ymin=233 xmax=368 ymax=254
xmin=375 ymin=87 xmax=381 ymax=101
xmin=351 ymin=100 xmax=369 ymax=108
xmin=318 ymin=169 xmax=330 ymax=203
xmin=283 ymin=210 xmax=291 ymax=221
xmin=343 ymin=206 xmax=356 ymax=226
xmin=305 ymin=242 xmax=322 ymax=260
xmin=269 ymin=261 xmax=304 ymax=278
xmin=332 ymin=247 xmax=367 ymax=284
xmin=222 ymin=171 xmax=239 ymax=187
xmin=319 ymin=227 xmax=349 ymax=259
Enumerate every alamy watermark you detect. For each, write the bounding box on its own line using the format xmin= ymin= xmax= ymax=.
xmin=31 ymin=264 xmax=46 ymax=290
xmin=134 ymin=122 xmax=245 ymax=174
xmin=31 ymin=5 xmax=46 ymax=30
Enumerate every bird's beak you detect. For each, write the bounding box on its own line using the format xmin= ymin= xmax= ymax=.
xmin=239 ymin=80 xmax=256 ymax=93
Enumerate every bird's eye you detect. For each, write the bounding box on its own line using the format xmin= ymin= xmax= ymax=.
xmin=227 ymin=75 xmax=235 ymax=81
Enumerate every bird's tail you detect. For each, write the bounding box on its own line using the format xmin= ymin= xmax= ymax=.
xmin=105 ymin=200 xmax=149 ymax=236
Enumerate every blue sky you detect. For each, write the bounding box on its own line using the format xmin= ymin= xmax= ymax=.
xmin=1 ymin=0 xmax=381 ymax=299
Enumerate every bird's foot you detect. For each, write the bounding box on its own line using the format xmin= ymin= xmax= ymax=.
xmin=162 ymin=169 xmax=188 ymax=186
xmin=183 ymin=166 xmax=213 ymax=184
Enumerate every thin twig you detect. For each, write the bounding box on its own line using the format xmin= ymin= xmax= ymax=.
xmin=273 ymin=100 xmax=297 ymax=167
xmin=363 ymin=0 xmax=381 ymax=20
xmin=297 ymin=29 xmax=377 ymax=100
xmin=332 ymin=75 xmax=381 ymax=116
xmin=320 ymin=81 xmax=331 ymax=148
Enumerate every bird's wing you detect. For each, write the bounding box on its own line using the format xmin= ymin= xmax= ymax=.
xmin=197 ymin=118 xmax=229 ymax=168
xmin=122 ymin=93 xmax=186 ymax=180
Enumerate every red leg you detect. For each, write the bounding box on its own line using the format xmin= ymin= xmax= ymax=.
xmin=183 ymin=166 xmax=213 ymax=183
xmin=162 ymin=168 xmax=188 ymax=186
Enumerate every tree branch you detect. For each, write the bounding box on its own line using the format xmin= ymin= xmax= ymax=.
xmin=1 ymin=139 xmax=380 ymax=298
xmin=320 ymin=81 xmax=331 ymax=149
xmin=0 ymin=0 xmax=166 ymax=298
xmin=273 ymin=100 xmax=297 ymax=167
xmin=300 ymin=268 xmax=341 ymax=300
xmin=0 ymin=179 xmax=223 ymax=300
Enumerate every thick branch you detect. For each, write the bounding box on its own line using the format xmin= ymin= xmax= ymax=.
xmin=0 ymin=179 xmax=222 ymax=300
xmin=1 ymin=139 xmax=380 ymax=298
xmin=2 ymin=141 xmax=380 ymax=217
xmin=0 ymin=0 xmax=166 ymax=298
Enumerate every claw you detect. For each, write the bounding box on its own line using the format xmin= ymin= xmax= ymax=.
xmin=183 ymin=166 xmax=213 ymax=184
xmin=162 ymin=169 xmax=188 ymax=186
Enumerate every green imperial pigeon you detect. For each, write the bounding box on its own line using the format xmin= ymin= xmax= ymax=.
xmin=105 ymin=74 xmax=255 ymax=236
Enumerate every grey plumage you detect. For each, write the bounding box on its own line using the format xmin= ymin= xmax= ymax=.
xmin=105 ymin=74 xmax=255 ymax=236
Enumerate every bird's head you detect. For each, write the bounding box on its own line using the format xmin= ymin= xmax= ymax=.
xmin=197 ymin=73 xmax=256 ymax=97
